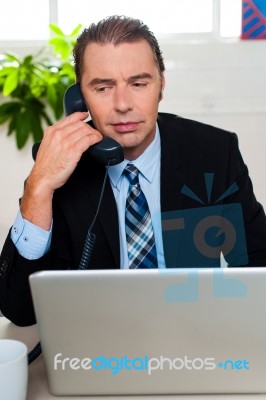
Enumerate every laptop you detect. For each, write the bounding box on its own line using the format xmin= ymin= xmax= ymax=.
xmin=29 ymin=267 xmax=266 ymax=395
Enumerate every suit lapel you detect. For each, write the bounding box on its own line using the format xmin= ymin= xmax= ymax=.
xmin=158 ymin=114 xmax=184 ymax=212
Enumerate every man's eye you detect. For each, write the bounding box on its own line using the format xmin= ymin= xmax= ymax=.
xmin=133 ymin=82 xmax=147 ymax=87
xmin=95 ymin=87 xmax=109 ymax=92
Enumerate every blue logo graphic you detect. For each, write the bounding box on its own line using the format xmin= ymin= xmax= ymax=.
xmin=163 ymin=269 xmax=199 ymax=302
xmin=160 ymin=174 xmax=248 ymax=302
xmin=162 ymin=174 xmax=248 ymax=268
xmin=212 ymin=269 xmax=247 ymax=298
xmin=162 ymin=268 xmax=247 ymax=302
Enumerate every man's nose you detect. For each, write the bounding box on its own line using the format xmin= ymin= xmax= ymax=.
xmin=113 ymin=86 xmax=133 ymax=113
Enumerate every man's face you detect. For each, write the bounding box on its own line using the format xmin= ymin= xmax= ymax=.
xmin=80 ymin=40 xmax=165 ymax=160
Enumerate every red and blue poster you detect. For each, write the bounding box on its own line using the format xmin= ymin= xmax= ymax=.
xmin=242 ymin=0 xmax=266 ymax=39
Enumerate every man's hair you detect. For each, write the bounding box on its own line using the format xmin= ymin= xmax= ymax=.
xmin=73 ymin=15 xmax=165 ymax=82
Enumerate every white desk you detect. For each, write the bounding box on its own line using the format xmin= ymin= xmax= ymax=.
xmin=0 ymin=316 xmax=266 ymax=400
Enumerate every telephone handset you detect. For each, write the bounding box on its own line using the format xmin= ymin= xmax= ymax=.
xmin=64 ymin=84 xmax=124 ymax=166
xmin=32 ymin=84 xmax=124 ymax=165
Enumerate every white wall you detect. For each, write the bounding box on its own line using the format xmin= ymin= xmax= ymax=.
xmin=159 ymin=40 xmax=266 ymax=208
xmin=0 ymin=40 xmax=266 ymax=249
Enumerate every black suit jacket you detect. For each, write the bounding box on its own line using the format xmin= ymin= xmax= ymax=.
xmin=1 ymin=113 xmax=266 ymax=326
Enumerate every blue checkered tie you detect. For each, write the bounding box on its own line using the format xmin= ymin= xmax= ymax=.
xmin=124 ymin=163 xmax=158 ymax=269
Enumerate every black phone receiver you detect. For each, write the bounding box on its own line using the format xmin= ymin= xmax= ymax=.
xmin=63 ymin=83 xmax=87 ymax=115
xmin=64 ymin=84 xmax=124 ymax=166
xmin=32 ymin=84 xmax=124 ymax=166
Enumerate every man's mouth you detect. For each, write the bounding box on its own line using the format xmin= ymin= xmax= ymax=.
xmin=112 ymin=122 xmax=140 ymax=133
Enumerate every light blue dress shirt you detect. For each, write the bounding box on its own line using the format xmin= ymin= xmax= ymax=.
xmin=11 ymin=124 xmax=166 ymax=268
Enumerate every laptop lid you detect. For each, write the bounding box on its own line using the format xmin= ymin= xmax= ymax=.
xmin=29 ymin=267 xmax=266 ymax=395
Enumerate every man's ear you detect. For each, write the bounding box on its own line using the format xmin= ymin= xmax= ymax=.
xmin=159 ymin=75 xmax=166 ymax=102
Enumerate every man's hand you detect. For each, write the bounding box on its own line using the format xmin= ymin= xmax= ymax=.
xmin=20 ymin=112 xmax=103 ymax=230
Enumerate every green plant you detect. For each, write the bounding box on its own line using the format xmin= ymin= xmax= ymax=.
xmin=0 ymin=23 xmax=82 ymax=149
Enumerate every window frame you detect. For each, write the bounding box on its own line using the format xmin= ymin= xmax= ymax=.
xmin=0 ymin=0 xmax=241 ymax=53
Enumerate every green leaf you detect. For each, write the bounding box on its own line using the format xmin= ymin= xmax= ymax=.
xmin=49 ymin=23 xmax=65 ymax=36
xmin=30 ymin=83 xmax=45 ymax=98
xmin=3 ymin=69 xmax=19 ymax=96
xmin=4 ymin=53 xmax=20 ymax=63
xmin=70 ymin=24 xmax=82 ymax=37
xmin=60 ymin=62 xmax=75 ymax=75
xmin=22 ymin=55 xmax=33 ymax=66
xmin=15 ymin=110 xmax=32 ymax=149
xmin=47 ymin=83 xmax=57 ymax=109
xmin=7 ymin=116 xmax=17 ymax=136
xmin=0 ymin=114 xmax=10 ymax=124
xmin=0 ymin=67 xmax=17 ymax=78
xmin=0 ymin=102 xmax=21 ymax=125
xmin=0 ymin=113 xmax=12 ymax=124
xmin=30 ymin=74 xmax=46 ymax=98
xmin=29 ymin=111 xmax=43 ymax=142
xmin=49 ymin=38 xmax=70 ymax=59
xmin=49 ymin=37 xmax=69 ymax=47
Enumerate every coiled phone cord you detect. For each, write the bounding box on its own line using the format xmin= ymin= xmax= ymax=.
xmin=28 ymin=163 xmax=110 ymax=364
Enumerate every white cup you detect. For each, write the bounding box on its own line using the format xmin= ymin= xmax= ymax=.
xmin=0 ymin=339 xmax=28 ymax=400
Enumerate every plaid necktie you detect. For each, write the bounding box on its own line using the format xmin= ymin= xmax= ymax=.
xmin=124 ymin=163 xmax=158 ymax=269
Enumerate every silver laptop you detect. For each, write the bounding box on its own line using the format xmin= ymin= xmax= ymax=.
xmin=29 ymin=267 xmax=266 ymax=395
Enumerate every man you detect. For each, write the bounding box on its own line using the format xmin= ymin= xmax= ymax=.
xmin=1 ymin=16 xmax=266 ymax=326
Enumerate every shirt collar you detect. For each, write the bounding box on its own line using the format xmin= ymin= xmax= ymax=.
xmin=108 ymin=123 xmax=161 ymax=189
